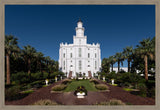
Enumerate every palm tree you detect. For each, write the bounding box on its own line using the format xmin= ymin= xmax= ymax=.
xmin=22 ymin=45 xmax=36 ymax=75
xmin=45 ymin=56 xmax=51 ymax=66
xmin=115 ymin=52 xmax=124 ymax=73
xmin=102 ymin=58 xmax=110 ymax=73
xmin=123 ymin=46 xmax=133 ymax=72
xmin=54 ymin=61 xmax=59 ymax=72
xmin=34 ymin=52 xmax=44 ymax=72
xmin=5 ymin=35 xmax=19 ymax=84
xmin=108 ymin=56 xmax=116 ymax=72
xmin=136 ymin=38 xmax=154 ymax=81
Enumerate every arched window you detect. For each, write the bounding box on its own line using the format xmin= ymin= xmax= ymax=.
xmin=88 ymin=53 xmax=90 ymax=58
xmin=79 ymin=60 xmax=82 ymax=70
xmin=95 ymin=61 xmax=97 ymax=69
xmin=70 ymin=53 xmax=72 ymax=58
xmin=63 ymin=61 xmax=65 ymax=70
xmin=79 ymin=39 xmax=81 ymax=44
xmin=79 ymin=48 xmax=81 ymax=57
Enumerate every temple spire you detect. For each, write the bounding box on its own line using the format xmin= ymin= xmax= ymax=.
xmin=76 ymin=19 xmax=84 ymax=37
xmin=78 ymin=18 xmax=82 ymax=23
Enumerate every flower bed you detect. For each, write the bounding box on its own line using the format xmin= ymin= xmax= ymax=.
xmin=51 ymin=84 xmax=67 ymax=91
xmin=33 ymin=99 xmax=58 ymax=105
xmin=95 ymin=99 xmax=126 ymax=105
xmin=89 ymin=79 xmax=99 ymax=84
xmin=95 ymin=84 xmax=109 ymax=90
xmin=62 ymin=79 xmax=72 ymax=85
xmin=74 ymin=86 xmax=87 ymax=96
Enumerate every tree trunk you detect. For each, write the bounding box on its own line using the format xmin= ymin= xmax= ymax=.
xmin=28 ymin=58 xmax=31 ymax=74
xmin=36 ymin=61 xmax=39 ymax=72
xmin=112 ymin=63 xmax=113 ymax=72
xmin=128 ymin=59 xmax=130 ymax=73
xmin=6 ymin=54 xmax=10 ymax=84
xmin=40 ymin=61 xmax=42 ymax=72
xmin=118 ymin=61 xmax=120 ymax=73
xmin=144 ymin=55 xmax=148 ymax=81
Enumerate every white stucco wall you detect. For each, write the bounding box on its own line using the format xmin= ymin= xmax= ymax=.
xmin=110 ymin=67 xmax=128 ymax=73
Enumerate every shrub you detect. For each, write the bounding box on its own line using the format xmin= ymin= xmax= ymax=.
xmin=43 ymin=72 xmax=49 ymax=79
xmin=90 ymin=79 xmax=99 ymax=84
xmin=31 ymin=72 xmax=49 ymax=80
xmin=138 ymin=79 xmax=146 ymax=84
xmin=51 ymin=84 xmax=67 ymax=91
xmin=95 ymin=84 xmax=109 ymax=90
xmin=106 ymin=99 xmax=126 ymax=105
xmin=31 ymin=72 xmax=43 ymax=80
xmin=106 ymin=72 xmax=117 ymax=80
xmin=146 ymin=80 xmax=155 ymax=89
xmin=137 ymin=83 xmax=147 ymax=97
xmin=30 ymin=80 xmax=45 ymax=88
xmin=47 ymin=79 xmax=55 ymax=84
xmin=5 ymin=85 xmax=21 ymax=101
xmin=147 ymin=87 xmax=155 ymax=98
xmin=96 ymin=99 xmax=125 ymax=105
xmin=20 ymin=84 xmax=32 ymax=91
xmin=62 ymin=79 xmax=72 ymax=85
xmin=11 ymin=72 xmax=29 ymax=84
xmin=50 ymin=73 xmax=56 ymax=79
xmin=33 ymin=99 xmax=58 ymax=105
xmin=123 ymin=82 xmax=132 ymax=88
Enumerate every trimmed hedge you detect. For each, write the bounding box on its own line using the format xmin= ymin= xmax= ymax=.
xmin=90 ymin=79 xmax=99 ymax=84
xmin=62 ymin=79 xmax=72 ymax=85
xmin=95 ymin=84 xmax=109 ymax=90
xmin=51 ymin=84 xmax=67 ymax=91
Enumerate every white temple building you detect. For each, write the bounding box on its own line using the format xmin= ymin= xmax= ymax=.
xmin=59 ymin=19 xmax=101 ymax=78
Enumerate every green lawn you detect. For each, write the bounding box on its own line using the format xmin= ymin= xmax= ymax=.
xmin=64 ymin=80 xmax=97 ymax=92
xmin=123 ymin=88 xmax=133 ymax=91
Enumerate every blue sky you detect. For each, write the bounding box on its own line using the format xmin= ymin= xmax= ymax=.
xmin=5 ymin=5 xmax=155 ymax=67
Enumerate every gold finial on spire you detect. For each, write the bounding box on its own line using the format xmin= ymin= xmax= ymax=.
xmin=78 ymin=18 xmax=82 ymax=23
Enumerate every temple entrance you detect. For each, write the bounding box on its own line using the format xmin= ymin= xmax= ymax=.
xmin=79 ymin=72 xmax=82 ymax=77
xmin=88 ymin=71 xmax=92 ymax=78
xmin=69 ymin=71 xmax=72 ymax=78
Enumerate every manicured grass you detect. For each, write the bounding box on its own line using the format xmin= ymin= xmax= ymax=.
xmin=21 ymin=90 xmax=34 ymax=94
xmin=123 ymin=88 xmax=133 ymax=91
xmin=108 ymin=83 xmax=118 ymax=86
xmin=64 ymin=80 xmax=97 ymax=92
